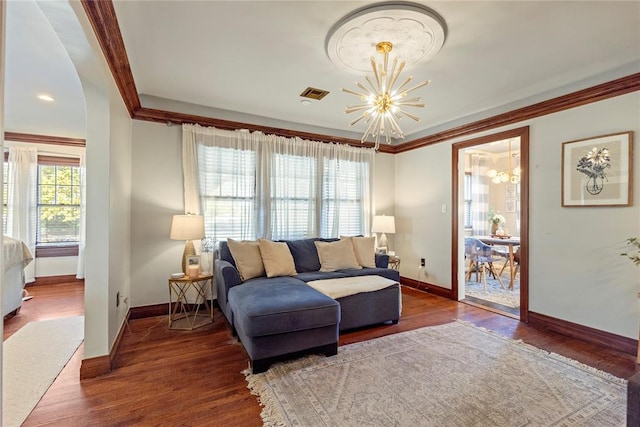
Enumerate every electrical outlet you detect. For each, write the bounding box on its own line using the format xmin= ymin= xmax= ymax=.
xmin=420 ymin=258 xmax=425 ymax=267
xmin=116 ymin=291 xmax=120 ymax=308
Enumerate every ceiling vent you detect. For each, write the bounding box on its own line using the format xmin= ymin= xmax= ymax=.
xmin=300 ymin=87 xmax=329 ymax=100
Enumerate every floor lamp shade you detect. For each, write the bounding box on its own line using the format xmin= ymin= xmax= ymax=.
xmin=170 ymin=215 xmax=205 ymax=273
xmin=371 ymin=215 xmax=395 ymax=250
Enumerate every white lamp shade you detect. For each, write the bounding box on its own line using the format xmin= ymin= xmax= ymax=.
xmin=371 ymin=215 xmax=395 ymax=234
xmin=170 ymin=215 xmax=205 ymax=241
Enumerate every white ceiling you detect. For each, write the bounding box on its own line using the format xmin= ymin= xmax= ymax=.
xmin=4 ymin=1 xmax=640 ymax=143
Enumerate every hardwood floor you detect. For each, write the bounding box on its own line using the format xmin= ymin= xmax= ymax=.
xmin=4 ymin=283 xmax=638 ymax=426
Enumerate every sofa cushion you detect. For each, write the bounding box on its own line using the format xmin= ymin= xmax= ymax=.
xmin=229 ymin=278 xmax=340 ymax=337
xmin=258 ymin=239 xmax=297 ymax=278
xmin=337 ymin=267 xmax=400 ymax=282
xmin=315 ymin=239 xmax=362 ymax=272
xmin=343 ymin=236 xmax=376 ymax=268
xmin=294 ymin=270 xmax=349 ymax=282
xmin=282 ymin=238 xmax=322 ymax=273
xmin=227 ymin=239 xmax=265 ymax=281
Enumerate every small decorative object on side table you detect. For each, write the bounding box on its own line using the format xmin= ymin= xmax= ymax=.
xmin=168 ymin=274 xmax=214 ymax=330
xmin=388 ymin=255 xmax=400 ymax=271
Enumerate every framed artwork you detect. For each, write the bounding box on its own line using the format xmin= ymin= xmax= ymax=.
xmin=505 ymin=184 xmax=517 ymax=198
xmin=505 ymin=199 xmax=517 ymax=213
xmin=562 ymin=131 xmax=633 ymax=207
xmin=186 ymin=255 xmax=200 ymax=267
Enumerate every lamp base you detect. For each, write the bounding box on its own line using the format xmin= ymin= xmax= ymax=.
xmin=378 ymin=232 xmax=388 ymax=249
xmin=182 ymin=240 xmax=196 ymax=274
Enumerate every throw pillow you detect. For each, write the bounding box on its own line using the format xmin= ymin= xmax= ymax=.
xmin=315 ymin=239 xmax=362 ymax=272
xmin=343 ymin=236 xmax=376 ymax=268
xmin=227 ymin=238 xmax=265 ymax=281
xmin=258 ymin=239 xmax=298 ymax=278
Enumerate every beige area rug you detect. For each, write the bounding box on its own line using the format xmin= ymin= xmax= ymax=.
xmin=3 ymin=316 xmax=84 ymax=427
xmin=245 ymin=321 xmax=626 ymax=426
xmin=465 ymin=277 xmax=520 ymax=308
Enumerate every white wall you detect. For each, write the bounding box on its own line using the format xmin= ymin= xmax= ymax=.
xmin=394 ymin=92 xmax=640 ymax=339
xmin=130 ymin=121 xmax=398 ymax=307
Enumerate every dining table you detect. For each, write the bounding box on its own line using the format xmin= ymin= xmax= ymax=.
xmin=478 ymin=236 xmax=521 ymax=290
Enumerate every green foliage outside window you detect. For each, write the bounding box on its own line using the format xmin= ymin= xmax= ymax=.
xmin=37 ymin=165 xmax=81 ymax=244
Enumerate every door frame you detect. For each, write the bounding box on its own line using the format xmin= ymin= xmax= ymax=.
xmin=451 ymin=126 xmax=530 ymax=322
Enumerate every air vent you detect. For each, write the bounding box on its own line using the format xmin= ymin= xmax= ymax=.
xmin=300 ymin=87 xmax=330 ymax=100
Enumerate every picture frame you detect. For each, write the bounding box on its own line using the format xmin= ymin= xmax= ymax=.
xmin=186 ymin=255 xmax=200 ymax=267
xmin=562 ymin=131 xmax=633 ymax=207
xmin=505 ymin=184 xmax=517 ymax=199
xmin=505 ymin=199 xmax=517 ymax=213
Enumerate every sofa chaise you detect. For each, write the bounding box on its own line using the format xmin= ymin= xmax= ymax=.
xmin=215 ymin=237 xmax=401 ymax=372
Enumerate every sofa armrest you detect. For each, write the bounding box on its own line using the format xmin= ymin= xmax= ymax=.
xmin=375 ymin=253 xmax=390 ymax=268
xmin=215 ymin=259 xmax=242 ymax=310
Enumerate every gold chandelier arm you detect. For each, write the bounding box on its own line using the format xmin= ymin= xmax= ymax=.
xmin=387 ymin=114 xmax=405 ymax=138
xmin=387 ymin=61 xmax=406 ymax=93
xmin=365 ymin=76 xmax=379 ymax=94
xmin=361 ymin=113 xmax=381 ymax=143
xmin=396 ymin=109 xmax=421 ymax=122
xmin=355 ymin=82 xmax=374 ymax=96
xmin=402 ymin=80 xmax=431 ymax=95
xmin=395 ymin=75 xmax=414 ymax=94
xmin=397 ymin=102 xmax=426 ymax=108
xmin=349 ymin=113 xmax=368 ymax=126
xmin=371 ymin=56 xmax=382 ymax=90
xmin=345 ymin=104 xmax=373 ymax=114
xmin=342 ymin=87 xmax=368 ymax=98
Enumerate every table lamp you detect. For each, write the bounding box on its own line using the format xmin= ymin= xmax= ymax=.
xmin=371 ymin=215 xmax=395 ymax=252
xmin=170 ymin=214 xmax=205 ymax=273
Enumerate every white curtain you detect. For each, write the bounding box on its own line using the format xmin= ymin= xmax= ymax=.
xmin=76 ymin=153 xmax=87 ymax=279
xmin=183 ymin=123 xmax=374 ymax=241
xmin=6 ymin=146 xmax=38 ymax=283
xmin=470 ymin=154 xmax=489 ymax=236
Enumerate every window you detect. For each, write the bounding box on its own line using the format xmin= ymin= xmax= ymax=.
xmin=198 ymin=145 xmax=257 ymax=241
xmin=321 ymin=158 xmax=365 ymax=237
xmin=270 ymin=154 xmax=316 ymax=240
xmin=36 ymin=159 xmax=81 ymax=248
xmin=196 ymin=139 xmax=372 ymax=243
xmin=464 ymin=172 xmax=472 ymax=229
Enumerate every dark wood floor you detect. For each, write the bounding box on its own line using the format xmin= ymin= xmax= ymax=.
xmin=4 ymin=282 xmax=638 ymax=426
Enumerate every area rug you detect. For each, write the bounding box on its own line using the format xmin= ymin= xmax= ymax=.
xmin=465 ymin=277 xmax=520 ymax=308
xmin=3 ymin=316 xmax=84 ymax=427
xmin=245 ymin=321 xmax=626 ymax=426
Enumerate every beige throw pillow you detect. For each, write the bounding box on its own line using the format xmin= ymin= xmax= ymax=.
xmin=315 ymin=239 xmax=362 ymax=272
xmin=258 ymin=239 xmax=297 ymax=278
xmin=227 ymin=239 xmax=265 ymax=281
xmin=347 ymin=236 xmax=376 ymax=268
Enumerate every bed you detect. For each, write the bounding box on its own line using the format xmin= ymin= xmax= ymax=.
xmin=3 ymin=236 xmax=33 ymax=318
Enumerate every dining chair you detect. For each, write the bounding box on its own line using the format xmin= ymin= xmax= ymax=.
xmin=498 ymin=246 xmax=521 ymax=283
xmin=464 ymin=237 xmax=506 ymax=292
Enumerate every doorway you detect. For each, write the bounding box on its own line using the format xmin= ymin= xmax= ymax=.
xmin=452 ymin=127 xmax=529 ymax=321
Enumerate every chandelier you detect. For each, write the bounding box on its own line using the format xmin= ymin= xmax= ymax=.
xmin=487 ymin=139 xmax=521 ymax=184
xmin=342 ymin=41 xmax=430 ymax=150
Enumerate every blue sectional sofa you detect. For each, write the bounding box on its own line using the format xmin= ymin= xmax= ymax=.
xmin=215 ymin=238 xmax=401 ymax=373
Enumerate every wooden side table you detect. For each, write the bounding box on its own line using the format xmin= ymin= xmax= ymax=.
xmin=388 ymin=255 xmax=400 ymax=271
xmin=168 ymin=274 xmax=214 ymax=330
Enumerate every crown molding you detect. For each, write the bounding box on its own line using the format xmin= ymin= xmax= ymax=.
xmin=4 ymin=132 xmax=86 ymax=147
xmin=391 ymin=73 xmax=640 ymax=154
xmin=82 ymin=1 xmax=640 ymax=156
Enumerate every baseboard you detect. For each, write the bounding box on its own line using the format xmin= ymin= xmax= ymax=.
xmin=29 ymin=275 xmax=84 ymax=286
xmin=528 ymin=311 xmax=637 ymax=356
xmin=129 ymin=303 xmax=168 ymax=319
xmin=80 ymin=308 xmax=130 ymax=379
xmin=400 ymin=276 xmax=454 ymax=299
xmin=80 ymin=355 xmax=111 ymax=379
xmin=130 ymin=300 xmax=219 ymax=320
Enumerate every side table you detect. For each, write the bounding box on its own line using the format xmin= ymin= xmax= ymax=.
xmin=168 ymin=274 xmax=214 ymax=330
xmin=388 ymin=255 xmax=400 ymax=271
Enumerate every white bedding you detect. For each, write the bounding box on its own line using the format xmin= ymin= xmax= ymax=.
xmin=3 ymin=236 xmax=33 ymax=317
xmin=4 ymin=235 xmax=33 ymax=272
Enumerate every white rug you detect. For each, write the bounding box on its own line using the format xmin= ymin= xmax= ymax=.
xmin=245 ymin=321 xmax=626 ymax=426
xmin=465 ymin=277 xmax=520 ymax=308
xmin=3 ymin=316 xmax=84 ymax=427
